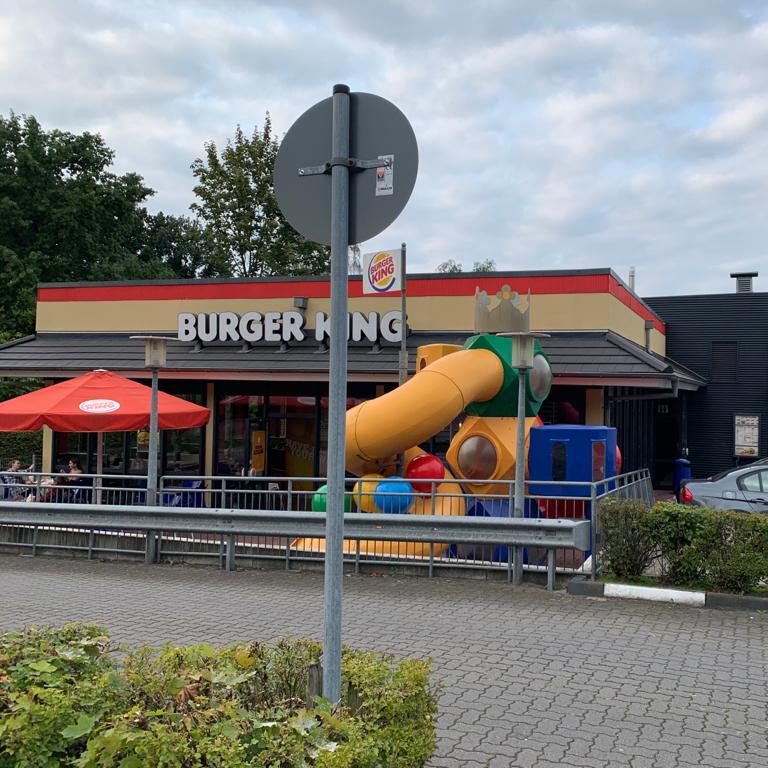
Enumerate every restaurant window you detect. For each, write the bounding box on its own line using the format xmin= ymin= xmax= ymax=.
xmin=318 ymin=396 xmax=365 ymax=475
xmin=217 ymin=394 xmax=266 ymax=476
xmin=102 ymin=432 xmax=127 ymax=474
xmin=268 ymin=395 xmax=317 ymax=480
xmin=537 ymin=386 xmax=585 ymax=425
xmin=54 ymin=433 xmax=91 ymax=473
xmin=163 ymin=391 xmax=205 ymax=476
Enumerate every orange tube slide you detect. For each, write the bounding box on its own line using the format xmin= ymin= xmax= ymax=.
xmin=345 ymin=348 xmax=504 ymax=476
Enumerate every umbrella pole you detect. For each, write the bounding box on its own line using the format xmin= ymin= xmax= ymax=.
xmin=96 ymin=431 xmax=104 ymax=505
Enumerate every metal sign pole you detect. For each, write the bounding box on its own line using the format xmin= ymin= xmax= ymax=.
xmin=274 ymin=85 xmax=418 ymax=703
xmin=323 ymin=84 xmax=351 ymax=703
xmin=398 ymin=242 xmax=408 ymax=387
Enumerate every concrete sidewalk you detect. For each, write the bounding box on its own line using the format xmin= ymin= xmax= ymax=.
xmin=1 ymin=555 xmax=766 ymax=767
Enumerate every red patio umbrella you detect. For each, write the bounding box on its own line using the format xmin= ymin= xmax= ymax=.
xmin=0 ymin=370 xmax=210 ymax=479
xmin=0 ymin=370 xmax=209 ymax=432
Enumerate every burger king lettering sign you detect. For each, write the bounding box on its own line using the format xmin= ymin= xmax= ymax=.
xmin=362 ymin=249 xmax=402 ymax=295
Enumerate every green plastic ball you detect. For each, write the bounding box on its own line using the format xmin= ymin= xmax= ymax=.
xmin=312 ymin=484 xmax=351 ymax=512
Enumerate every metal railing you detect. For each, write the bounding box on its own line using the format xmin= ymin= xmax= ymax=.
xmin=0 ymin=469 xmax=654 ymax=582
xmin=0 ymin=501 xmax=590 ymax=590
xmin=0 ymin=471 xmax=148 ymax=507
xmin=591 ymin=468 xmax=655 ymax=578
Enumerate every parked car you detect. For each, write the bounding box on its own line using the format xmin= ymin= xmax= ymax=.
xmin=681 ymin=459 xmax=768 ymax=513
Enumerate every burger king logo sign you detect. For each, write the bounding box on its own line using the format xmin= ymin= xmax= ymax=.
xmin=362 ymin=249 xmax=401 ymax=295
xmin=79 ymin=399 xmax=121 ymax=414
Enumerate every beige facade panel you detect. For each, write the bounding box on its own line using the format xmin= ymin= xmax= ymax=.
xmin=36 ymin=292 xmax=661 ymax=351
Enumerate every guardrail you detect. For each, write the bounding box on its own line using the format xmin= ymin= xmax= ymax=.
xmin=0 ymin=501 xmax=590 ymax=590
xmin=0 ymin=468 xmax=654 ymax=582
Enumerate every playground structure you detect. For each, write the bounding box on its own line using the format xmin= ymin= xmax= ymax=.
xmin=301 ymin=331 xmax=574 ymax=557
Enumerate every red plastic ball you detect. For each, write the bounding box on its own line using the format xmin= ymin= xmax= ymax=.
xmin=405 ymin=454 xmax=445 ymax=494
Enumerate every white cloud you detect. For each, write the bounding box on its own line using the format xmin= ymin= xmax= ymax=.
xmin=1 ymin=0 xmax=767 ymax=295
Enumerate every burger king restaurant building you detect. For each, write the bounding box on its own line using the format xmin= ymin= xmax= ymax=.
xmin=0 ymin=269 xmax=703 ymax=486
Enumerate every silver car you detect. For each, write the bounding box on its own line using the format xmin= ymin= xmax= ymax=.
xmin=682 ymin=459 xmax=768 ymax=513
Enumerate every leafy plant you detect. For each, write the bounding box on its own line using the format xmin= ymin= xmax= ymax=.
xmin=599 ymin=500 xmax=768 ymax=593
xmin=0 ymin=625 xmax=437 ymax=768
xmin=598 ymin=499 xmax=657 ymax=580
xmin=0 ymin=624 xmax=117 ymax=767
xmin=648 ymin=502 xmax=768 ymax=592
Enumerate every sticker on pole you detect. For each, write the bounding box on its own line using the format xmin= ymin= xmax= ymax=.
xmin=375 ymin=155 xmax=394 ymax=196
xmin=79 ymin=399 xmax=121 ymax=413
xmin=363 ymin=249 xmax=401 ymax=294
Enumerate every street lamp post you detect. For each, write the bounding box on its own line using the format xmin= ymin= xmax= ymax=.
xmin=502 ymin=331 xmax=550 ymax=585
xmin=130 ymin=336 xmax=174 ymax=563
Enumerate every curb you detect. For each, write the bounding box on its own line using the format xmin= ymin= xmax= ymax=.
xmin=567 ymin=576 xmax=768 ymax=611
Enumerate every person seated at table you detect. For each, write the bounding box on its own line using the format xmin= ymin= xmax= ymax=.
xmin=67 ymin=459 xmax=88 ymax=483
xmin=39 ymin=473 xmax=70 ymax=503
xmin=67 ymin=458 xmax=93 ymax=503
xmin=1 ymin=458 xmax=29 ymax=500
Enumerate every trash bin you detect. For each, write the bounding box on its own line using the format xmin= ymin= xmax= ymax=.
xmin=673 ymin=458 xmax=692 ymax=498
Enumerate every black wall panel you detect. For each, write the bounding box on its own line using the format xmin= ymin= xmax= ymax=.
xmin=646 ymin=292 xmax=768 ymax=478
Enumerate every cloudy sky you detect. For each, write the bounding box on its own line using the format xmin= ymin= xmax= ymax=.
xmin=2 ymin=0 xmax=767 ymax=296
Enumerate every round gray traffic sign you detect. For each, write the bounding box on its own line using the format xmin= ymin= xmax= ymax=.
xmin=274 ymin=91 xmax=418 ymax=246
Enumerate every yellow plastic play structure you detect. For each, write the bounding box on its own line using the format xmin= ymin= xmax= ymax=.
xmin=295 ymin=338 xmax=550 ymax=557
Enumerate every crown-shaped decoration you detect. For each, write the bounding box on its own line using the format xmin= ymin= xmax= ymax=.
xmin=473 ymin=284 xmax=531 ymax=333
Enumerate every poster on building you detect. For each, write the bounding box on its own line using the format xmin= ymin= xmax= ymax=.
xmin=362 ymin=249 xmax=402 ymax=294
xmin=734 ymin=414 xmax=760 ymax=457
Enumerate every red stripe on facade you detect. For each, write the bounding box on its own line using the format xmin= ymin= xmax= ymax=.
xmin=38 ymin=274 xmax=611 ymax=302
xmin=37 ymin=282 xmax=334 ymax=303
xmin=608 ymin=278 xmax=665 ymax=333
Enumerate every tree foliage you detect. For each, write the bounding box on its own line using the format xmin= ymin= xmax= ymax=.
xmin=0 ymin=113 xmax=177 ymax=341
xmin=190 ymin=115 xmax=330 ymax=278
xmin=435 ymin=258 xmax=496 ymax=273
xmin=0 ymin=112 xmax=333 ymax=346
xmin=435 ymin=259 xmax=463 ymax=274
xmin=141 ymin=212 xmax=222 ymax=279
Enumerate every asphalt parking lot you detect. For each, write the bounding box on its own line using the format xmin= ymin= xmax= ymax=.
xmin=1 ymin=554 xmax=766 ymax=767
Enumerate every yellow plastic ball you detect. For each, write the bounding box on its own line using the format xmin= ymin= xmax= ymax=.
xmin=352 ymin=474 xmax=384 ymax=513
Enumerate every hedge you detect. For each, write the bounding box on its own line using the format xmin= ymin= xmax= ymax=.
xmin=0 ymin=624 xmax=437 ymax=768
xmin=0 ymin=430 xmax=42 ymax=467
xmin=600 ymin=500 xmax=768 ymax=593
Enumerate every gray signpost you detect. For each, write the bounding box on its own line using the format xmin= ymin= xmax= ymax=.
xmin=274 ymin=85 xmax=418 ymax=702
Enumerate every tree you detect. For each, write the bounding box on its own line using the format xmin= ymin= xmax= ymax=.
xmin=141 ymin=213 xmax=222 ymax=279
xmin=435 ymin=258 xmax=497 ymax=274
xmin=436 ymin=258 xmax=463 ymax=273
xmin=0 ymin=113 xmax=176 ymax=341
xmin=472 ymin=258 xmax=496 ymax=272
xmin=190 ymin=116 xmax=330 ymax=277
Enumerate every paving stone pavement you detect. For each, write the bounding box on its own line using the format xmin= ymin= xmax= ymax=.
xmin=1 ymin=554 xmax=767 ymax=768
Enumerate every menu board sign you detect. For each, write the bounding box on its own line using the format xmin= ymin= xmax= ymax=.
xmin=734 ymin=415 xmax=760 ymax=457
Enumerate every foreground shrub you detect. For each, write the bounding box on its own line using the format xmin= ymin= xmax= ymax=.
xmin=599 ymin=499 xmax=657 ymax=580
xmin=0 ymin=625 xmax=437 ymax=768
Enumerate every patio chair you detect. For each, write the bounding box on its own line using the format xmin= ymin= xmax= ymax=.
xmin=162 ymin=479 xmax=205 ymax=508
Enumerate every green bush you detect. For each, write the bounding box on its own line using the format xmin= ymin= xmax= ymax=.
xmin=648 ymin=502 xmax=768 ymax=593
xmin=0 ymin=625 xmax=437 ymax=768
xmin=0 ymin=430 xmax=42 ymax=467
xmin=599 ymin=499 xmax=657 ymax=580
xmin=600 ymin=499 xmax=768 ymax=593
